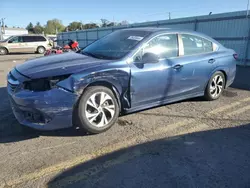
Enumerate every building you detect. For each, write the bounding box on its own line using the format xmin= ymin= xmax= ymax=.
xmin=0 ymin=27 xmax=28 ymax=40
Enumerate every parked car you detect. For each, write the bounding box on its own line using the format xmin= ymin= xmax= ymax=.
xmin=7 ymin=28 xmax=237 ymax=134
xmin=0 ymin=34 xmax=51 ymax=55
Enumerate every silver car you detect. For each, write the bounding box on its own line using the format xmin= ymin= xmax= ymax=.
xmin=0 ymin=35 xmax=52 ymax=55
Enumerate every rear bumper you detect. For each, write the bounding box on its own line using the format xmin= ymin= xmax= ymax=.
xmin=226 ymin=64 xmax=237 ymax=88
xmin=7 ymin=86 xmax=79 ymax=130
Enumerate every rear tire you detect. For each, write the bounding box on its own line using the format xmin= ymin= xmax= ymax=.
xmin=37 ymin=46 xmax=45 ymax=54
xmin=204 ymin=71 xmax=225 ymax=101
xmin=0 ymin=47 xmax=8 ymax=55
xmin=77 ymin=86 xmax=120 ymax=134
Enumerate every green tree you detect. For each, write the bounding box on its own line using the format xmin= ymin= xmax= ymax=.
xmin=100 ymin=19 xmax=109 ymax=27
xmin=26 ymin=22 xmax=34 ymax=33
xmin=33 ymin=22 xmax=44 ymax=34
xmin=44 ymin=19 xmax=65 ymax=34
xmin=67 ymin=21 xmax=82 ymax=31
xmin=84 ymin=23 xmax=99 ymax=29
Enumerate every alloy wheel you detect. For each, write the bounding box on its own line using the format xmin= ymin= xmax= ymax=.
xmin=85 ymin=92 xmax=115 ymax=127
xmin=0 ymin=48 xmax=7 ymax=55
xmin=210 ymin=75 xmax=224 ymax=98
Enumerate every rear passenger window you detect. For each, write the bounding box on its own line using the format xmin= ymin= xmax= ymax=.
xmin=203 ymin=38 xmax=213 ymax=52
xmin=23 ymin=36 xmax=46 ymax=42
xmin=35 ymin=36 xmax=47 ymax=42
xmin=23 ymin=36 xmax=34 ymax=42
xmin=181 ymin=34 xmax=213 ymax=56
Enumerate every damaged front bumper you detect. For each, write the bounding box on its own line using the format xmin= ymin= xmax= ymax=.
xmin=7 ymin=77 xmax=79 ymax=130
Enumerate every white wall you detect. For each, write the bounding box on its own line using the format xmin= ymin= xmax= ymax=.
xmin=1 ymin=28 xmax=28 ymax=39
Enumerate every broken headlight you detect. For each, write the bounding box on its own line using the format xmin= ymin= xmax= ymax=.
xmin=24 ymin=75 xmax=70 ymax=91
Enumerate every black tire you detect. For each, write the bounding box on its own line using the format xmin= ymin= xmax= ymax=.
xmin=204 ymin=71 xmax=225 ymax=101
xmin=37 ymin=46 xmax=45 ymax=54
xmin=0 ymin=47 xmax=8 ymax=55
xmin=77 ymin=86 xmax=120 ymax=134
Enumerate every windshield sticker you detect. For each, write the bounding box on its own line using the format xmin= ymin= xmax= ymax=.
xmin=128 ymin=36 xmax=144 ymax=41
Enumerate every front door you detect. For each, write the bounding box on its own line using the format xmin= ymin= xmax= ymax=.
xmin=130 ymin=33 xmax=179 ymax=108
xmin=7 ymin=36 xmax=29 ymax=53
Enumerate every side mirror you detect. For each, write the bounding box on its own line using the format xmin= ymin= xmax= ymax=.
xmin=142 ymin=52 xmax=159 ymax=64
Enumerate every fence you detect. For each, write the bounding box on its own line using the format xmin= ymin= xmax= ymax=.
xmin=57 ymin=10 xmax=250 ymax=66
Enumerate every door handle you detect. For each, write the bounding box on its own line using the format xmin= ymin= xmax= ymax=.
xmin=208 ymin=59 xmax=216 ymax=64
xmin=173 ymin=64 xmax=183 ymax=70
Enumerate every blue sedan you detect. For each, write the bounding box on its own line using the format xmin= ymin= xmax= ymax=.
xmin=7 ymin=28 xmax=237 ymax=133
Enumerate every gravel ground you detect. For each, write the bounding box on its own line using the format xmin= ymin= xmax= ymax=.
xmin=0 ymin=54 xmax=250 ymax=188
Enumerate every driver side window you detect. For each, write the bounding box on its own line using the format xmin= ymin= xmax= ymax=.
xmin=9 ymin=36 xmax=23 ymax=43
xmin=134 ymin=34 xmax=178 ymax=61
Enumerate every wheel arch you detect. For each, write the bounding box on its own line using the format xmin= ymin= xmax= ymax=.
xmin=37 ymin=45 xmax=46 ymax=51
xmin=205 ymin=68 xmax=229 ymax=90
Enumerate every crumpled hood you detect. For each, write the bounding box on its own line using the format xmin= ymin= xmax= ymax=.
xmin=16 ymin=52 xmax=110 ymax=79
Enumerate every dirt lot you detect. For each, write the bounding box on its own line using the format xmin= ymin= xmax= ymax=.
xmin=0 ymin=54 xmax=250 ymax=188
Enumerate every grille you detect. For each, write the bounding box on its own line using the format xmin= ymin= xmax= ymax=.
xmin=8 ymin=83 xmax=18 ymax=93
xmin=7 ymin=72 xmax=20 ymax=93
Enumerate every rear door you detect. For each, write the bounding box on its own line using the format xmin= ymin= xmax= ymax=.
xmin=168 ymin=34 xmax=217 ymax=97
xmin=23 ymin=36 xmax=37 ymax=52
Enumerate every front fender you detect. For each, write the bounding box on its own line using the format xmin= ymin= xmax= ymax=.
xmin=57 ymin=63 xmax=131 ymax=109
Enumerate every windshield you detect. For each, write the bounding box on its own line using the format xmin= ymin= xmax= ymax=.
xmin=0 ymin=36 xmax=13 ymax=42
xmin=81 ymin=30 xmax=152 ymax=60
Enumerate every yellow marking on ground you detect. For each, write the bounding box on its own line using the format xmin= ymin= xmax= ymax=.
xmin=0 ymin=113 xmax=234 ymax=187
xmin=0 ymin=136 xmax=147 ymax=187
xmin=225 ymin=105 xmax=250 ymax=117
xmin=49 ymin=150 xmax=143 ymax=188
xmin=0 ymin=119 xmax=195 ymax=187
xmin=49 ymin=122 xmax=211 ymax=187
xmin=146 ymin=119 xmax=196 ymax=138
xmin=208 ymin=97 xmax=250 ymax=115
xmin=177 ymin=123 xmax=210 ymax=135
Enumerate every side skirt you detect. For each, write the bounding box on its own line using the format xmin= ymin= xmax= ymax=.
xmin=122 ymin=92 xmax=204 ymax=115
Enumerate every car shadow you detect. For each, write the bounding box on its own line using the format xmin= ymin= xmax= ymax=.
xmin=47 ymin=123 xmax=250 ymax=188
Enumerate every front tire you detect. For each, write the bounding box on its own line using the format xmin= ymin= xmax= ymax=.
xmin=0 ymin=47 xmax=8 ymax=55
xmin=204 ymin=71 xmax=225 ymax=101
xmin=77 ymin=86 xmax=120 ymax=134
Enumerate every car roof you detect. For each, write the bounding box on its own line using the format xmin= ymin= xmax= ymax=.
xmin=19 ymin=34 xmax=46 ymax=36
xmin=121 ymin=27 xmax=219 ymax=44
xmin=122 ymin=27 xmax=204 ymax=35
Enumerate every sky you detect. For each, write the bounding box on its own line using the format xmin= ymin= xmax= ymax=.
xmin=0 ymin=0 xmax=249 ymax=28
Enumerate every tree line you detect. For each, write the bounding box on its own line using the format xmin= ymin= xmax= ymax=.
xmin=26 ymin=19 xmax=129 ymax=34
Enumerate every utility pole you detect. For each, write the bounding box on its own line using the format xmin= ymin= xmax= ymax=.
xmin=81 ymin=21 xmax=83 ymax=30
xmin=247 ymin=0 xmax=250 ymax=17
xmin=1 ymin=18 xmax=5 ymax=34
xmin=0 ymin=20 xmax=2 ymax=40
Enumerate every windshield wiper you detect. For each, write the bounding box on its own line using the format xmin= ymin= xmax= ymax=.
xmin=81 ymin=51 xmax=99 ymax=58
xmin=82 ymin=51 xmax=117 ymax=60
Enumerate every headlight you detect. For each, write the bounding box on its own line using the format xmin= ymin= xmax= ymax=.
xmin=24 ymin=75 xmax=70 ymax=91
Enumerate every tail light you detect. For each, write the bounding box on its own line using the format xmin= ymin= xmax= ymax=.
xmin=233 ymin=53 xmax=238 ymax=60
